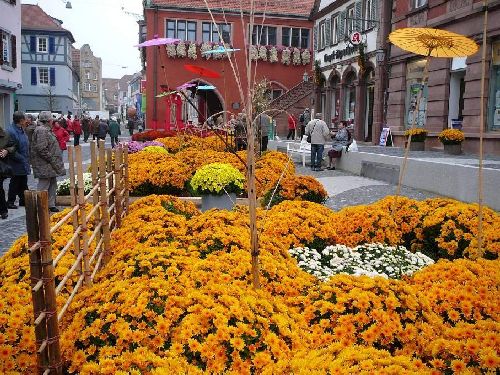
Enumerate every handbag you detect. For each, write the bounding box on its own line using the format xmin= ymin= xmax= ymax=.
xmin=306 ymin=120 xmax=317 ymax=143
xmin=0 ymin=159 xmax=13 ymax=178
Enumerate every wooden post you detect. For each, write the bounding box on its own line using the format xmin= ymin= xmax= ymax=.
xmin=36 ymin=191 xmax=63 ymax=375
xmin=114 ymin=146 xmax=123 ymax=228
xmin=248 ymin=115 xmax=260 ymax=289
xmin=67 ymin=146 xmax=81 ymax=274
xmin=75 ymin=146 xmax=91 ymax=286
xmin=106 ymin=148 xmax=115 ymax=230
xmin=24 ymin=191 xmax=49 ymax=372
xmin=122 ymin=145 xmax=129 ymax=214
xmin=90 ymin=141 xmax=101 ymax=249
xmin=99 ymin=141 xmax=112 ymax=265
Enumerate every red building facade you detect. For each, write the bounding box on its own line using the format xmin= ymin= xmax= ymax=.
xmin=144 ymin=0 xmax=315 ymax=131
xmin=387 ymin=0 xmax=500 ymax=155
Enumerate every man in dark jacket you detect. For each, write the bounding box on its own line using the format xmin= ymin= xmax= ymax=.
xmin=91 ymin=116 xmax=100 ymax=140
xmin=6 ymin=111 xmax=31 ymax=208
xmin=31 ymin=111 xmax=66 ymax=212
xmin=127 ymin=118 xmax=135 ymax=136
xmin=0 ymin=127 xmax=16 ymax=219
xmin=82 ymin=116 xmax=91 ymax=142
xmin=108 ymin=117 xmax=121 ymax=148
xmin=98 ymin=119 xmax=109 ymax=141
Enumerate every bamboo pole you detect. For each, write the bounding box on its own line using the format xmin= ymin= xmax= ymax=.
xmin=122 ymin=144 xmax=130 ymax=214
xmin=36 ymin=191 xmax=63 ymax=375
xmin=67 ymin=146 xmax=81 ymax=275
xmin=106 ymin=148 xmax=115 ymax=231
xmin=90 ymin=141 xmax=102 ymax=253
xmin=99 ymin=141 xmax=112 ymax=265
xmin=114 ymin=146 xmax=123 ymax=228
xmin=24 ymin=191 xmax=50 ymax=372
xmin=477 ymin=0 xmax=488 ymax=254
xmin=75 ymin=147 xmax=91 ymax=286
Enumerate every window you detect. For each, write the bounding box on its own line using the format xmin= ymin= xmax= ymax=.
xmin=412 ymin=0 xmax=427 ymax=9
xmin=331 ymin=14 xmax=339 ymax=45
xmin=282 ymin=27 xmax=310 ymax=49
xmin=202 ymin=22 xmax=231 ymax=43
xmin=364 ymin=0 xmax=375 ymax=29
xmin=83 ymin=82 xmax=91 ymax=91
xmin=346 ymin=6 xmax=355 ymax=36
xmin=85 ymin=71 xmax=90 ymax=79
xmin=166 ymin=19 xmax=197 ymax=42
xmin=37 ymin=37 xmax=48 ymax=53
xmin=251 ymin=26 xmax=277 ymax=45
xmin=91 ymin=83 xmax=97 ymax=92
xmin=93 ymin=72 xmax=98 ymax=80
xmin=318 ymin=21 xmax=326 ymax=50
xmin=1 ymin=31 xmax=9 ymax=63
xmin=38 ymin=67 xmax=49 ymax=85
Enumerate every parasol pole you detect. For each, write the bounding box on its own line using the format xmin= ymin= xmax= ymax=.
xmin=477 ymin=0 xmax=488 ymax=254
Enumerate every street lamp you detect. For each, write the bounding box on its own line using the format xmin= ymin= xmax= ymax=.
xmin=61 ymin=0 xmax=72 ymax=9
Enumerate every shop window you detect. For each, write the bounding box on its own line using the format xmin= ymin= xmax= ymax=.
xmin=344 ymin=72 xmax=356 ymax=121
xmin=1 ymin=31 xmax=10 ymax=64
xmin=448 ymin=57 xmax=466 ymax=128
xmin=489 ymin=41 xmax=500 ymax=130
xmin=405 ymin=59 xmax=428 ymax=128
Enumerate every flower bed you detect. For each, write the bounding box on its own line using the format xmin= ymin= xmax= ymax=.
xmin=57 ymin=172 xmax=93 ymax=195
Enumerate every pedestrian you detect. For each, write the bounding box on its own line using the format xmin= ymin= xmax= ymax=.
xmin=109 ymin=117 xmax=121 ymax=148
xmin=287 ymin=113 xmax=297 ymax=140
xmin=82 ymin=116 xmax=91 ymax=142
xmin=72 ymin=116 xmax=82 ymax=146
xmin=300 ymin=108 xmax=311 ymax=138
xmin=258 ymin=113 xmax=271 ymax=153
xmin=30 ymin=111 xmax=65 ymax=213
xmin=127 ymin=117 xmax=135 ymax=136
xmin=25 ymin=114 xmax=36 ymax=144
xmin=91 ymin=115 xmax=100 ymax=140
xmin=6 ymin=111 xmax=31 ymax=209
xmin=53 ymin=120 xmax=70 ymax=151
xmin=137 ymin=118 xmax=144 ymax=133
xmin=58 ymin=114 xmax=67 ymax=129
xmin=98 ymin=117 xmax=109 ymax=142
xmin=234 ymin=113 xmax=247 ymax=151
xmin=327 ymin=120 xmax=350 ymax=170
xmin=0 ymin=126 xmax=16 ymax=219
xmin=305 ymin=113 xmax=330 ymax=171
xmin=66 ymin=114 xmax=73 ymax=133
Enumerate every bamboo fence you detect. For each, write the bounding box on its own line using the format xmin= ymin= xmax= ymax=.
xmin=24 ymin=140 xmax=129 ymax=375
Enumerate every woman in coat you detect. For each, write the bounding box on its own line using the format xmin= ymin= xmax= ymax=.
xmin=327 ymin=121 xmax=350 ymax=170
xmin=0 ymin=128 xmax=16 ymax=219
xmin=108 ymin=118 xmax=121 ymax=148
xmin=72 ymin=117 xmax=82 ymax=146
xmin=53 ymin=121 xmax=70 ymax=151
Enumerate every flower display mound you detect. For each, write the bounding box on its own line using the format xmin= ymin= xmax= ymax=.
xmin=142 ymin=145 xmax=168 ymax=154
xmin=263 ymin=175 xmax=328 ymax=207
xmin=156 ymin=135 xmax=226 ymax=154
xmin=271 ymin=344 xmax=433 ymax=374
xmin=290 ymin=243 xmax=434 ymax=281
xmin=128 ymin=152 xmax=192 ymax=196
xmin=61 ymin=276 xmax=307 ymax=374
xmin=255 ymin=152 xmax=295 ymax=196
xmin=124 ymin=140 xmax=165 ymax=154
xmin=261 ymin=200 xmax=338 ymax=251
xmin=0 ymin=208 xmax=99 ymax=374
xmin=131 ymin=129 xmax=176 ymax=142
xmin=190 ymin=163 xmax=245 ymax=195
xmin=175 ymin=149 xmax=245 ymax=176
xmin=302 ymin=275 xmax=443 ymax=355
xmin=410 ymin=259 xmax=500 ymax=324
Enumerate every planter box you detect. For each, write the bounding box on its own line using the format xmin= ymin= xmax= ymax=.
xmin=409 ymin=141 xmax=425 ymax=151
xmin=56 ymin=195 xmax=72 ymax=206
xmin=444 ymin=143 xmax=462 ymax=155
xmin=201 ymin=193 xmax=236 ymax=212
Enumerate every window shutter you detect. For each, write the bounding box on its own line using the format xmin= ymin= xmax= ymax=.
xmin=371 ymin=0 xmax=378 ymax=28
xmin=49 ymin=37 xmax=55 ymax=54
xmin=339 ymin=11 xmax=346 ymax=41
xmin=313 ymin=25 xmax=318 ymax=51
xmin=30 ymin=36 xmax=36 ymax=53
xmin=0 ymin=33 xmax=3 ymax=66
xmin=355 ymin=2 xmax=363 ymax=32
xmin=325 ymin=18 xmax=331 ymax=47
xmin=50 ymin=67 xmax=56 ymax=86
xmin=11 ymin=35 xmax=17 ymax=68
xmin=31 ymin=67 xmax=37 ymax=85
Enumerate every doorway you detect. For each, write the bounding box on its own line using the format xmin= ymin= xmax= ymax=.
xmin=448 ymin=70 xmax=465 ymax=127
xmin=365 ymin=84 xmax=374 ymax=142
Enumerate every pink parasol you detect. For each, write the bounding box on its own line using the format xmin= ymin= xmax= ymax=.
xmin=176 ymin=82 xmax=197 ymax=90
xmin=135 ymin=37 xmax=179 ymax=48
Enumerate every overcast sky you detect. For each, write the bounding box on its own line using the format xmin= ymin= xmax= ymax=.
xmin=21 ymin=0 xmax=143 ymax=79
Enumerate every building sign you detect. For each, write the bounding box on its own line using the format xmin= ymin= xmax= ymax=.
xmin=349 ymin=32 xmax=362 ymax=45
xmin=324 ymin=43 xmax=364 ymax=63
xmin=140 ymin=80 xmax=147 ymax=93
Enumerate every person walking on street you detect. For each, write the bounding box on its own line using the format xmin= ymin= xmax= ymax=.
xmin=6 ymin=111 xmax=31 ymax=209
xmin=305 ymin=113 xmax=330 ymax=171
xmin=109 ymin=117 xmax=121 ymax=148
xmin=300 ymin=108 xmax=311 ymax=138
xmin=72 ymin=116 xmax=82 ymax=146
xmin=53 ymin=121 xmax=70 ymax=151
xmin=91 ymin=115 xmax=100 ymax=141
xmin=82 ymin=116 xmax=91 ymax=142
xmin=287 ymin=113 xmax=297 ymax=140
xmin=98 ymin=118 xmax=109 ymax=142
xmin=0 ymin=127 xmax=16 ymax=219
xmin=127 ymin=118 xmax=135 ymax=136
xmin=258 ymin=113 xmax=271 ymax=153
xmin=30 ymin=111 xmax=65 ymax=213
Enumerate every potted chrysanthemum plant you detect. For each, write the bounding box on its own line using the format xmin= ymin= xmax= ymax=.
xmin=190 ymin=162 xmax=245 ymax=211
xmin=438 ymin=129 xmax=465 ymax=155
xmin=404 ymin=128 xmax=428 ymax=151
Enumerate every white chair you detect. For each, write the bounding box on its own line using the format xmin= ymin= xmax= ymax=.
xmin=287 ymin=136 xmax=311 ymax=167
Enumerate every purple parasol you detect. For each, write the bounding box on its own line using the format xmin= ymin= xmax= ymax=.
xmin=176 ymin=82 xmax=197 ymax=90
xmin=135 ymin=37 xmax=179 ymax=48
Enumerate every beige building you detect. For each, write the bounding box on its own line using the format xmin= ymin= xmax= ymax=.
xmin=72 ymin=44 xmax=102 ymax=111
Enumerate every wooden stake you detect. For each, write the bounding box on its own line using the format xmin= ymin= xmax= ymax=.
xmin=90 ymin=141 xmax=102 ymax=253
xmin=106 ymin=148 xmax=115 ymax=230
xmin=114 ymin=146 xmax=123 ymax=228
xmin=24 ymin=191 xmax=49 ymax=372
xmin=75 ymin=147 xmax=91 ymax=286
xmin=36 ymin=191 xmax=63 ymax=375
xmin=123 ymin=145 xmax=130 ymax=214
xmin=99 ymin=141 xmax=112 ymax=264
xmin=67 ymin=146 xmax=81 ymax=274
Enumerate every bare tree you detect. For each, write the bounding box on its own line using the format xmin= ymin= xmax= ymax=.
xmin=42 ymin=87 xmax=59 ymax=112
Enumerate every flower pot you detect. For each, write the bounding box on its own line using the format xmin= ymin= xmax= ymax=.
xmin=409 ymin=141 xmax=425 ymax=151
xmin=201 ymin=193 xmax=236 ymax=212
xmin=444 ymin=143 xmax=462 ymax=155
